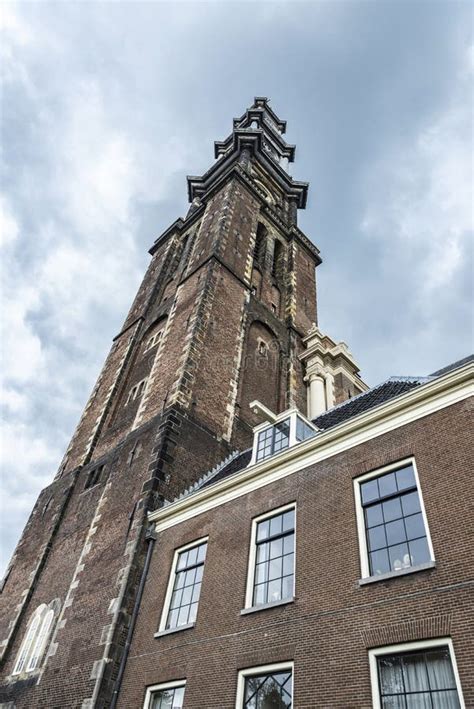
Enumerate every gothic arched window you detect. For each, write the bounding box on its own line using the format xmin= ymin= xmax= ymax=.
xmin=13 ymin=602 xmax=58 ymax=675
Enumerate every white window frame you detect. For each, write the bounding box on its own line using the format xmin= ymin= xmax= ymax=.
xmin=235 ymin=661 xmax=294 ymax=709
xmin=143 ymin=679 xmax=186 ymax=709
xmin=157 ymin=536 xmax=209 ymax=634
xmin=244 ymin=503 xmax=296 ymax=610
xmin=368 ymin=637 xmax=465 ymax=709
xmin=353 ymin=457 xmax=435 ymax=580
xmin=249 ymin=408 xmax=317 ymax=466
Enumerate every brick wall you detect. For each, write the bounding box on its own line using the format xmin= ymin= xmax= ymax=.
xmin=117 ymin=398 xmax=473 ymax=707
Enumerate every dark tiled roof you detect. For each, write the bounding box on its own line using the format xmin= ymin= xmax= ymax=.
xmin=200 ymin=449 xmax=252 ymax=489
xmin=190 ymin=356 xmax=471 ymax=496
xmin=429 ymin=354 xmax=473 ymax=377
xmin=312 ymin=378 xmax=426 ymax=430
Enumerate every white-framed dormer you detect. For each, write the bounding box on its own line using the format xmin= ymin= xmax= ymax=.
xmin=248 ymin=401 xmax=318 ymax=467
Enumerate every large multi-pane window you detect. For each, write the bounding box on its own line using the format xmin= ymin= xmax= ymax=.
xmin=246 ymin=506 xmax=295 ymax=609
xmin=369 ymin=640 xmax=464 ymax=709
xmin=159 ymin=539 xmax=207 ymax=633
xmin=256 ymin=419 xmax=290 ymax=462
xmin=237 ymin=663 xmax=293 ymax=709
xmin=144 ymin=681 xmax=185 ymax=709
xmin=355 ymin=460 xmax=433 ymax=578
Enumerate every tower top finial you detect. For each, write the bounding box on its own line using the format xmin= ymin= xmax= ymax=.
xmin=187 ymin=97 xmax=308 ymax=209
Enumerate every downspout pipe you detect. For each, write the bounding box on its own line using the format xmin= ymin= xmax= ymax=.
xmin=110 ymin=526 xmax=157 ymax=709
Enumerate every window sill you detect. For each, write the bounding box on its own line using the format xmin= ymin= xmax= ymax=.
xmin=241 ymin=597 xmax=294 ymax=615
xmin=154 ymin=622 xmax=195 ymax=638
xmin=359 ymin=560 xmax=436 ymax=586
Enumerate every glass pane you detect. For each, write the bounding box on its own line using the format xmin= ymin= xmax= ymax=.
xmin=257 ymin=520 xmax=270 ymax=541
xmin=255 ymin=562 xmax=268 ymax=584
xmin=177 ymin=606 xmax=189 ymax=626
xmin=366 ymin=503 xmax=383 ymax=528
xmin=166 ymin=608 xmax=179 ymax=629
xmin=379 ymin=656 xmax=404 ymax=694
xmin=368 ymin=525 xmax=387 ymax=551
xmin=181 ymin=586 xmax=192 ymax=606
xmin=270 ymin=514 xmax=283 ymax=537
xmin=388 ymin=543 xmax=410 ymax=571
xmin=253 ymin=584 xmax=266 ymax=606
xmin=270 ymin=538 xmax=283 ymax=559
xmin=170 ymin=589 xmax=183 ymax=610
xmin=174 ymin=571 xmax=186 ymax=589
xmin=282 ymin=510 xmax=294 ymax=532
xmin=401 ymin=491 xmax=421 ymax=516
xmin=191 ymin=583 xmax=201 ymax=603
xmin=382 ymin=698 xmax=406 ymax=709
xmin=426 ymin=649 xmax=457 ymax=689
xmin=184 ymin=568 xmax=196 ymax=586
xmin=402 ymin=653 xmax=429 ymax=691
xmin=188 ymin=602 xmax=198 ymax=623
xmin=176 ymin=551 xmax=188 ymax=571
xmin=404 ymin=513 xmax=425 ymax=541
xmin=267 ymin=579 xmax=282 ymax=603
xmin=269 ymin=557 xmax=283 ymax=581
xmin=379 ymin=472 xmax=397 ymax=498
xmin=196 ymin=543 xmax=207 ymax=563
xmin=195 ymin=565 xmax=203 ymax=583
xmin=187 ymin=546 xmax=198 ymax=567
xmin=257 ymin=543 xmax=269 ymax=563
xmin=383 ymin=497 xmax=403 ymax=523
xmin=283 ymin=534 xmax=294 ymax=555
xmin=173 ymin=687 xmax=185 ymax=709
xmin=282 ymin=575 xmax=293 ymax=599
xmin=385 ymin=519 xmax=407 ymax=546
xmin=283 ymin=554 xmax=294 ymax=577
xmin=405 ymin=696 xmax=431 ymax=709
xmin=396 ymin=465 xmax=416 ymax=491
xmin=361 ymin=479 xmax=379 ymax=504
xmin=408 ymin=537 xmax=431 ymax=566
xmin=370 ymin=548 xmax=390 ymax=575
xmin=431 ymin=690 xmax=461 ymax=708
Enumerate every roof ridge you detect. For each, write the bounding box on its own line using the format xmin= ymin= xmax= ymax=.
xmin=313 ymin=375 xmax=429 ymax=423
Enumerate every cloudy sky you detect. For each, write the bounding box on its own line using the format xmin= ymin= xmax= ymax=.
xmin=1 ymin=0 xmax=472 ymax=574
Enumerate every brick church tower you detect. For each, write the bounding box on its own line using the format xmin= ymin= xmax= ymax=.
xmin=0 ymin=99 xmax=365 ymax=707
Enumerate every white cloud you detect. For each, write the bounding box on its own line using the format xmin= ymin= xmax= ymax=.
xmin=361 ymin=45 xmax=472 ymax=327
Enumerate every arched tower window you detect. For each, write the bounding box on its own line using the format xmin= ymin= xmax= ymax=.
xmin=13 ymin=601 xmax=58 ymax=675
xmin=254 ymin=223 xmax=267 ymax=268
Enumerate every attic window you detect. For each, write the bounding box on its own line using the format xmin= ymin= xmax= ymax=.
xmin=251 ymin=410 xmax=317 ymax=466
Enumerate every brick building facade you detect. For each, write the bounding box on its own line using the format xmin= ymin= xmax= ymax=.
xmin=0 ymin=99 xmax=472 ymax=708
